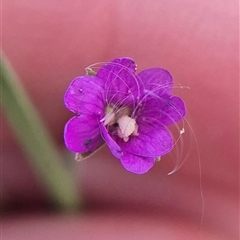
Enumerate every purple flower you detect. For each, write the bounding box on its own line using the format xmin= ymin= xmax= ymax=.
xmin=64 ymin=57 xmax=186 ymax=174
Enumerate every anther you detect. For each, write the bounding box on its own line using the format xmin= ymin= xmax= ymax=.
xmin=180 ymin=128 xmax=185 ymax=135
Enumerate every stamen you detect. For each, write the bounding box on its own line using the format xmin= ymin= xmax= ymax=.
xmin=180 ymin=128 xmax=185 ymax=135
xmin=101 ymin=106 xmax=116 ymax=125
xmin=103 ymin=112 xmax=115 ymax=125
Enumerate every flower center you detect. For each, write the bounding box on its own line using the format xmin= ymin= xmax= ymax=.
xmin=102 ymin=106 xmax=139 ymax=142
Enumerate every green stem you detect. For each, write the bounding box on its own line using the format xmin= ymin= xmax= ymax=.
xmin=1 ymin=53 xmax=80 ymax=212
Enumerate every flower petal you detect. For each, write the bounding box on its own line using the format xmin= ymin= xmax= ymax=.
xmin=138 ymin=68 xmax=173 ymax=97
xmin=134 ymin=95 xmax=186 ymax=126
xmin=120 ymin=153 xmax=155 ymax=174
xmin=64 ymin=116 xmax=103 ymax=153
xmin=64 ymin=76 xmax=104 ymax=116
xmin=99 ymin=122 xmax=123 ymax=159
xmin=97 ymin=57 xmax=142 ymax=107
xmin=160 ymin=96 xmax=186 ymax=125
xmin=114 ymin=122 xmax=173 ymax=157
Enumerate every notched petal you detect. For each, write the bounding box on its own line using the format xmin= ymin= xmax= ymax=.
xmin=115 ymin=122 xmax=173 ymax=157
xmin=120 ymin=153 xmax=155 ymax=174
xmin=160 ymin=96 xmax=186 ymax=125
xmin=138 ymin=68 xmax=173 ymax=97
xmin=64 ymin=76 xmax=104 ymax=116
xmin=97 ymin=57 xmax=143 ymax=106
xmin=64 ymin=116 xmax=103 ymax=153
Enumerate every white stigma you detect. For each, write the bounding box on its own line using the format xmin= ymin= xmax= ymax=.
xmin=117 ymin=115 xmax=138 ymax=142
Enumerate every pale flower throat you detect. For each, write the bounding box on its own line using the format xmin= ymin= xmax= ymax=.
xmin=102 ymin=106 xmax=139 ymax=142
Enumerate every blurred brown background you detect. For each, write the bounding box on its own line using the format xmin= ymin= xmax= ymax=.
xmin=2 ymin=0 xmax=239 ymax=239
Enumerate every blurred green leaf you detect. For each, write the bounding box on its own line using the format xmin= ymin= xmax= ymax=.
xmin=1 ymin=53 xmax=80 ymax=212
